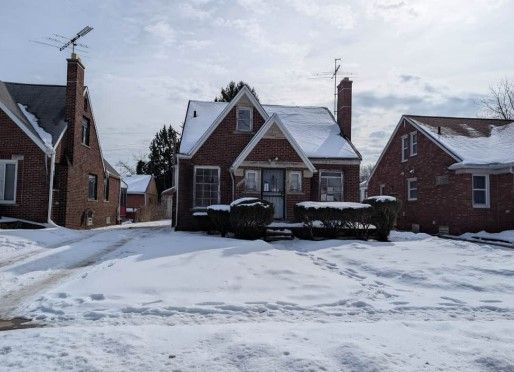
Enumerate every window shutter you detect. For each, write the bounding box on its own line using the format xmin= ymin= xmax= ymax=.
xmin=0 ymin=163 xmax=5 ymax=200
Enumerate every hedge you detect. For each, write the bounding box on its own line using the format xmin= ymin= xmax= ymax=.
xmin=207 ymin=205 xmax=231 ymax=237
xmin=230 ymin=199 xmax=274 ymax=240
xmin=362 ymin=196 xmax=400 ymax=242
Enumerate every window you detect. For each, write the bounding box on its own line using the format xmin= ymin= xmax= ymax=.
xmin=0 ymin=160 xmax=17 ymax=204
xmin=236 ymin=107 xmax=252 ymax=132
xmin=81 ymin=117 xmax=90 ymax=146
xmin=401 ymin=135 xmax=409 ymax=162
xmin=410 ymin=132 xmax=418 ymax=156
xmin=407 ymin=178 xmax=417 ymax=201
xmin=379 ymin=184 xmax=385 ymax=195
xmin=84 ymin=97 xmax=89 ymax=112
xmin=472 ymin=175 xmax=490 ymax=208
xmin=194 ymin=167 xmax=220 ymax=207
xmin=289 ymin=171 xmax=302 ymax=192
xmin=320 ymin=171 xmax=343 ymax=201
xmin=104 ymin=176 xmax=110 ymax=201
xmin=88 ymin=174 xmax=97 ymax=200
xmin=245 ymin=170 xmax=258 ymax=192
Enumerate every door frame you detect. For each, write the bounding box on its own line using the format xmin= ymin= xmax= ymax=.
xmin=260 ymin=168 xmax=286 ymax=220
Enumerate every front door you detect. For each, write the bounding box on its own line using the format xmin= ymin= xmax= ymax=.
xmin=262 ymin=169 xmax=285 ymax=219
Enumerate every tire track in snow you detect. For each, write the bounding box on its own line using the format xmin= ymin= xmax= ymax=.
xmin=0 ymin=227 xmax=165 ymax=318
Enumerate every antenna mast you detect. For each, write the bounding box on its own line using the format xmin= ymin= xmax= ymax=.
xmin=332 ymin=58 xmax=341 ymax=119
xmin=60 ymin=26 xmax=93 ymax=55
xmin=30 ymin=26 xmax=93 ymax=56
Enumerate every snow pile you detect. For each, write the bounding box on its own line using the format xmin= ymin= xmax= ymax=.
xmin=17 ymin=103 xmax=53 ymax=147
xmin=412 ymin=118 xmax=514 ymax=168
xmin=124 ymin=175 xmax=152 ymax=193
xmin=364 ymin=195 xmax=397 ymax=202
xmin=461 ymin=230 xmax=514 ymax=245
xmin=207 ymin=204 xmax=230 ymax=212
xmin=296 ymin=201 xmax=372 ymax=210
xmin=230 ymin=197 xmax=259 ymax=207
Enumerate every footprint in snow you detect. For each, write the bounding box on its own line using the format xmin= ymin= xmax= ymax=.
xmin=90 ymin=293 xmax=105 ymax=301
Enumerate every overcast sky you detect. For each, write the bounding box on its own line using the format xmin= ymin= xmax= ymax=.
xmin=1 ymin=0 xmax=513 ymax=168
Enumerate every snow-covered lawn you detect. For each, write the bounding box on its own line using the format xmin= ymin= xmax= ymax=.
xmin=0 ymin=222 xmax=513 ymax=371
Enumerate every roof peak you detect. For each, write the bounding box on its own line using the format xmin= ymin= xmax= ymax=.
xmin=404 ymin=114 xmax=513 ymax=122
xmin=190 ymin=99 xmax=328 ymax=111
xmin=2 ymin=81 xmax=66 ymax=88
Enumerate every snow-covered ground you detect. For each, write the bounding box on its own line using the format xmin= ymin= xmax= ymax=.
xmin=0 ymin=223 xmax=513 ymax=371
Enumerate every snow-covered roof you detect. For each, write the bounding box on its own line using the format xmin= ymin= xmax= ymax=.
xmin=406 ymin=115 xmax=514 ymax=169
xmin=179 ymin=100 xmax=360 ymax=159
xmin=124 ymin=175 xmax=152 ymax=193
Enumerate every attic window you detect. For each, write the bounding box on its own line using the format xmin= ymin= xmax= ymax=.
xmin=84 ymin=97 xmax=89 ymax=112
xmin=236 ymin=107 xmax=252 ymax=132
xmin=81 ymin=117 xmax=90 ymax=146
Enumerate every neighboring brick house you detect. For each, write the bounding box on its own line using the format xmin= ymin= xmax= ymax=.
xmin=0 ymin=54 xmax=120 ymax=228
xmin=175 ymin=78 xmax=362 ymax=230
xmin=368 ymin=115 xmax=514 ymax=235
xmin=124 ymin=174 xmax=158 ymax=219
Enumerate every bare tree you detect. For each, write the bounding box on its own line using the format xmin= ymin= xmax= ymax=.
xmin=360 ymin=163 xmax=375 ymax=182
xmin=481 ymin=79 xmax=514 ymax=120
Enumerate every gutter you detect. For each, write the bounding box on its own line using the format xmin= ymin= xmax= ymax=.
xmin=47 ymin=150 xmax=56 ymax=224
xmin=229 ymin=168 xmax=235 ymax=202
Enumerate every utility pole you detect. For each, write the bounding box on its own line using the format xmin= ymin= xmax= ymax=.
xmin=332 ymin=58 xmax=341 ymax=119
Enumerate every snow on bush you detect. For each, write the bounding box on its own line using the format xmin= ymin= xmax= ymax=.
xmin=230 ymin=197 xmax=259 ymax=207
xmin=296 ymin=201 xmax=371 ymax=210
xmin=207 ymin=204 xmax=231 ymax=212
xmin=230 ymin=199 xmax=274 ymax=240
xmin=364 ymin=195 xmax=396 ymax=203
xmin=362 ymin=197 xmax=401 ymax=242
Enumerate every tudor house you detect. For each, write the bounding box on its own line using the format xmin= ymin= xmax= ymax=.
xmin=175 ymin=78 xmax=362 ymax=230
xmin=368 ymin=115 xmax=514 ymax=235
xmin=0 ymin=54 xmax=120 ymax=228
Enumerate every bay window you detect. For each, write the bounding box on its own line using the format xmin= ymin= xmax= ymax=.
xmin=320 ymin=171 xmax=343 ymax=201
xmin=194 ymin=166 xmax=220 ymax=207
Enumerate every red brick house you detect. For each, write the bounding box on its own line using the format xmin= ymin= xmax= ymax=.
xmin=368 ymin=115 xmax=514 ymax=235
xmin=0 ymin=54 xmax=120 ymax=228
xmin=175 ymin=78 xmax=362 ymax=230
xmin=123 ymin=174 xmax=158 ymax=219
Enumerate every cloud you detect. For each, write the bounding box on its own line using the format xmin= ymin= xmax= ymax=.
xmin=144 ymin=21 xmax=176 ymax=45
xmin=285 ymin=0 xmax=355 ymax=29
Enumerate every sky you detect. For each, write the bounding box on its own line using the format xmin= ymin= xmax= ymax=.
xmin=1 ymin=0 xmax=513 ymax=168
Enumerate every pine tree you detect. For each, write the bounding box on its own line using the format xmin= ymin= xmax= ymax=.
xmin=214 ymin=81 xmax=258 ymax=102
xmin=145 ymin=125 xmax=180 ymax=195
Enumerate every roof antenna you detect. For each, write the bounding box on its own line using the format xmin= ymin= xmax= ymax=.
xmin=332 ymin=58 xmax=341 ymax=118
xmin=30 ymin=26 xmax=94 ymax=56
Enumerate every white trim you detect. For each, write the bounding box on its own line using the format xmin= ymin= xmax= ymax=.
xmin=236 ymin=106 xmax=253 ymax=132
xmin=319 ymin=170 xmax=344 ymax=201
xmin=288 ymin=170 xmax=302 ymax=192
xmin=187 ymin=86 xmax=269 ymax=157
xmin=409 ymin=131 xmax=418 ymax=156
xmin=407 ymin=177 xmax=418 ymax=201
xmin=379 ymin=184 xmax=385 ymax=195
xmin=175 ymin=160 xmax=180 ymax=226
xmin=472 ymin=174 xmax=490 ymax=209
xmin=193 ymin=165 xmax=221 ymax=208
xmin=401 ymin=134 xmax=409 ymax=162
xmin=0 ymin=160 xmax=18 ymax=204
xmin=368 ymin=116 xmax=461 ymax=184
xmin=0 ymin=100 xmax=52 ymax=155
xmin=244 ymin=169 xmax=259 ymax=192
xmin=310 ymin=158 xmax=361 ymax=165
xmin=47 ymin=152 xmax=56 ymax=223
xmin=231 ymin=114 xmax=316 ymax=173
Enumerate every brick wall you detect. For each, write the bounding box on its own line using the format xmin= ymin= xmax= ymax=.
xmin=368 ymin=119 xmax=514 ymax=234
xmin=0 ymin=110 xmax=50 ymax=223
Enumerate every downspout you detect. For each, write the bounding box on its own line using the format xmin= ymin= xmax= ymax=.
xmin=47 ymin=150 xmax=56 ymax=224
xmin=230 ymin=167 xmax=235 ymax=202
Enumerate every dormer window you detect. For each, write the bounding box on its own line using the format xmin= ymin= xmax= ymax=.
xmin=236 ymin=107 xmax=252 ymax=132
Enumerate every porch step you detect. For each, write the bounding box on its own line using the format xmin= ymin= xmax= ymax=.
xmin=265 ymin=228 xmax=294 ymax=242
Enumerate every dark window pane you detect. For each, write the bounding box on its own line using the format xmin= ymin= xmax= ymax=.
xmin=474 ymin=190 xmax=486 ymax=204
xmin=4 ymin=164 xmax=16 ymax=201
xmin=473 ymin=176 xmax=485 ymax=189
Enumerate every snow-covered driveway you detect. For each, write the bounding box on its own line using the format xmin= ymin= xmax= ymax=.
xmin=0 ymin=222 xmax=513 ymax=371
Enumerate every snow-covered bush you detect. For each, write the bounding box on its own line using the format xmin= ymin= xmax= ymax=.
xmin=207 ymin=204 xmax=231 ymax=237
xmin=363 ymin=196 xmax=400 ymax=242
xmin=230 ymin=199 xmax=274 ymax=240
xmin=294 ymin=202 xmax=373 ymax=239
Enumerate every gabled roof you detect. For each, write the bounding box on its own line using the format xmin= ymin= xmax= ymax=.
xmin=178 ymin=89 xmax=360 ymax=159
xmin=404 ymin=115 xmax=514 ymax=169
xmin=124 ymin=175 xmax=153 ymax=194
xmin=232 ymin=113 xmax=316 ymax=173
xmin=0 ymin=82 xmax=68 ymax=147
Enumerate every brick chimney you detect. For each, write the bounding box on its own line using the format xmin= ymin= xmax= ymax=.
xmin=65 ymin=53 xmax=85 ymax=163
xmin=336 ymin=77 xmax=352 ymax=140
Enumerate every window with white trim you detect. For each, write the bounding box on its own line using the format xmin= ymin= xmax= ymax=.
xmin=379 ymin=184 xmax=385 ymax=195
xmin=236 ymin=107 xmax=252 ymax=132
xmin=88 ymin=174 xmax=98 ymax=200
xmin=194 ymin=167 xmax=220 ymax=207
xmin=289 ymin=171 xmax=302 ymax=192
xmin=401 ymin=135 xmax=409 ymax=162
xmin=245 ymin=170 xmax=258 ymax=192
xmin=407 ymin=178 xmax=417 ymax=201
xmin=320 ymin=171 xmax=343 ymax=201
xmin=104 ymin=176 xmax=110 ymax=201
xmin=81 ymin=117 xmax=90 ymax=146
xmin=410 ymin=131 xmax=418 ymax=156
xmin=472 ymin=175 xmax=490 ymax=208
xmin=0 ymin=160 xmax=17 ymax=204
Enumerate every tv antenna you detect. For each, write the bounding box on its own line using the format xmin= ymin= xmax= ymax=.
xmin=30 ymin=26 xmax=94 ymax=56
